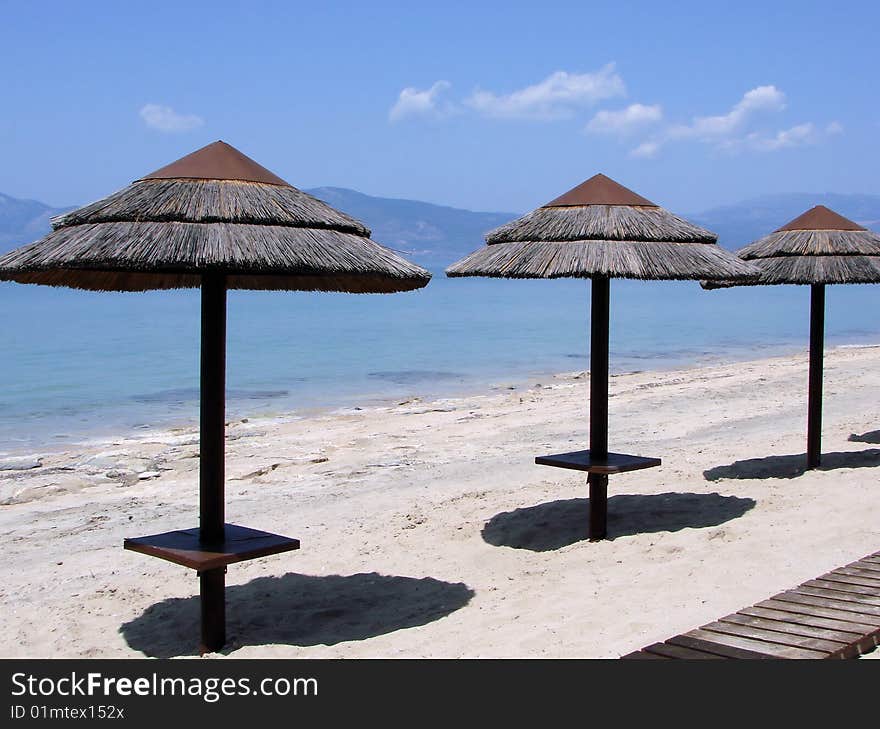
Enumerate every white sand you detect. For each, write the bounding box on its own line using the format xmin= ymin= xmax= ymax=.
xmin=1 ymin=345 xmax=879 ymax=658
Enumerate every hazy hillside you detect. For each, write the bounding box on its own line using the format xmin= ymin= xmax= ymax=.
xmin=3 ymin=187 xmax=879 ymax=268
xmin=306 ymin=187 xmax=514 ymax=269
xmin=0 ymin=193 xmax=69 ymax=251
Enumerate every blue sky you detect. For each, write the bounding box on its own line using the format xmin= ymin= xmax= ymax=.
xmin=1 ymin=0 xmax=877 ymax=214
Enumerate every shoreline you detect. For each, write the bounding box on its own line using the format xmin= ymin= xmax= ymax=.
xmin=4 ymin=339 xmax=879 ymax=462
xmin=1 ymin=344 xmax=879 ymax=658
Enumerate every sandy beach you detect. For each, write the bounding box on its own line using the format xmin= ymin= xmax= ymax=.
xmin=1 ymin=345 xmax=879 ymax=659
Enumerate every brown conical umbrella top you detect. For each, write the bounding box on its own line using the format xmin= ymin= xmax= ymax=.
xmin=543 ymin=173 xmax=657 ymax=208
xmin=141 ymin=140 xmax=290 ymax=186
xmin=776 ymin=205 xmax=866 ymax=232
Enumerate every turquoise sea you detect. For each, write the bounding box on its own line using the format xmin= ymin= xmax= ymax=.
xmin=2 ymin=273 xmax=879 ymax=452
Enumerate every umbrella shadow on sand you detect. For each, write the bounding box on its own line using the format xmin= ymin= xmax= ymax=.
xmin=120 ymin=572 xmax=474 ymax=658
xmin=481 ymin=493 xmax=755 ymax=552
xmin=704 ymin=449 xmax=880 ymax=481
xmin=849 ymin=431 xmax=880 ymax=445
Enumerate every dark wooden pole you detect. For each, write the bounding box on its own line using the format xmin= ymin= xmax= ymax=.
xmin=588 ymin=275 xmax=610 ymax=540
xmin=806 ymin=283 xmax=825 ymax=470
xmin=199 ymin=271 xmax=227 ymax=652
xmin=200 ymin=568 xmax=225 ymax=654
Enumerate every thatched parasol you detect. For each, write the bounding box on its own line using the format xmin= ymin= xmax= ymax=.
xmin=0 ymin=141 xmax=431 ymax=652
xmin=702 ymin=205 xmax=880 ymax=469
xmin=448 ymin=173 xmax=757 ymax=540
xmin=0 ymin=141 xmax=429 ymax=293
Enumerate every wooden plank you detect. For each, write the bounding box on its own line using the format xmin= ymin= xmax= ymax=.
xmin=666 ymin=634 xmax=773 ymax=659
xmin=821 ymin=571 xmax=880 ymax=588
xmin=700 ymin=621 xmax=840 ymax=655
xmin=682 ymin=629 xmax=826 ymax=659
xmin=743 ymin=607 xmax=879 ymax=658
xmin=844 ymin=561 xmax=880 ymax=575
xmin=804 ymin=579 xmax=880 ymax=600
xmin=826 ymin=567 xmax=880 ymax=583
xmin=836 ymin=564 xmax=880 ymax=578
xmin=745 ymin=604 xmax=880 ymax=634
xmin=779 ymin=590 xmax=880 ymax=619
xmin=846 ymin=558 xmax=880 ymax=570
xmin=620 ymin=650 xmax=669 ymax=660
xmin=840 ymin=566 xmax=880 ymax=580
xmin=761 ymin=597 xmax=880 ymax=625
xmin=718 ymin=614 xmax=855 ymax=658
xmin=724 ymin=612 xmax=858 ymax=643
xmin=642 ymin=642 xmax=725 ymax=659
xmin=797 ymin=582 xmax=880 ymax=605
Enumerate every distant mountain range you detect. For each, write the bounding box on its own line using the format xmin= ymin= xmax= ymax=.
xmin=304 ymin=187 xmax=513 ymax=269
xmin=691 ymin=193 xmax=880 ymax=251
xmin=0 ymin=193 xmax=71 ymax=253
xmin=2 ymin=187 xmax=879 ymax=270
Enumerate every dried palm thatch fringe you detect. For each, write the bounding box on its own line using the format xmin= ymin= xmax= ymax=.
xmin=0 ymin=179 xmax=430 ymax=293
xmin=486 ymin=204 xmax=717 ymax=245
xmin=6 ymin=268 xmax=427 ymax=293
xmin=739 ymin=228 xmax=880 ymax=258
xmin=0 ymin=221 xmax=428 ymax=292
xmin=447 ymin=239 xmax=757 ymax=280
xmin=701 ymin=227 xmax=880 ymax=288
xmin=53 ymin=179 xmax=370 ymax=234
xmin=743 ymin=254 xmax=880 ymax=284
xmin=703 ymin=254 xmax=880 ymax=288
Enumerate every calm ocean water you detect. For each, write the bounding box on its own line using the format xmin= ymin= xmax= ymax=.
xmin=2 ymin=274 xmax=879 ymax=452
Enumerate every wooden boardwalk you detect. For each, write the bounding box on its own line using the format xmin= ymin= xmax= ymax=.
xmin=622 ymin=551 xmax=880 ymax=659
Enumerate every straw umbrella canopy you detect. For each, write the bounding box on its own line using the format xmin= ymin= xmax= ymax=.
xmin=0 ymin=140 xmax=431 ymax=652
xmin=0 ymin=141 xmax=429 ymax=293
xmin=447 ymin=173 xmax=757 ymax=540
xmin=702 ymin=205 xmax=880 ymax=469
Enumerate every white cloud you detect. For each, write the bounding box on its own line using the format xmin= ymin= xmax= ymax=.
xmin=465 ymin=64 xmax=625 ymax=120
xmin=586 ymin=103 xmax=662 ymax=135
xmin=629 ymin=140 xmax=660 ymax=159
xmin=139 ymin=104 xmax=204 ymax=133
xmin=388 ymin=81 xmax=453 ymax=122
xmin=669 ymin=85 xmax=786 ymax=141
xmin=746 ymin=123 xmax=817 ymax=151
xmin=626 ymin=85 xmax=845 ymax=158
